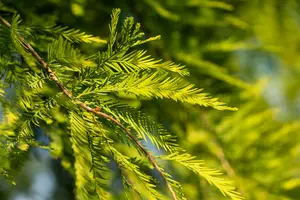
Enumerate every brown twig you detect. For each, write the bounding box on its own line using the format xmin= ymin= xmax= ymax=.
xmin=0 ymin=16 xmax=178 ymax=200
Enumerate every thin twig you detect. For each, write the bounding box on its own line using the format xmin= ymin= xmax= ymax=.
xmin=200 ymin=112 xmax=245 ymax=195
xmin=200 ymin=113 xmax=236 ymax=176
xmin=115 ymin=160 xmax=141 ymax=200
xmin=0 ymin=15 xmax=178 ymax=200
xmin=0 ymin=16 xmax=11 ymax=28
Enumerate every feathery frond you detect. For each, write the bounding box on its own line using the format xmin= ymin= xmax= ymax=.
xmin=105 ymin=106 xmax=180 ymax=153
xmin=159 ymin=153 xmax=244 ymax=200
xmin=70 ymin=111 xmax=110 ymax=200
xmin=97 ymin=71 xmax=237 ymax=110
xmin=108 ymin=146 xmax=164 ymax=199
xmin=33 ymin=25 xmax=107 ymax=44
xmin=10 ymin=14 xmax=37 ymax=69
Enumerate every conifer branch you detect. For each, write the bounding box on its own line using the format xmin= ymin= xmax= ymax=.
xmin=0 ymin=15 xmax=178 ymax=200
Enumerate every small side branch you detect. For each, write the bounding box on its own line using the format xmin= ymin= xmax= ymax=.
xmin=0 ymin=16 xmax=177 ymax=200
xmin=200 ymin=112 xmax=245 ymax=195
xmin=200 ymin=113 xmax=236 ymax=177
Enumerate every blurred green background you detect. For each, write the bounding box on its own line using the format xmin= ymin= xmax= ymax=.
xmin=1 ymin=0 xmax=300 ymax=199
